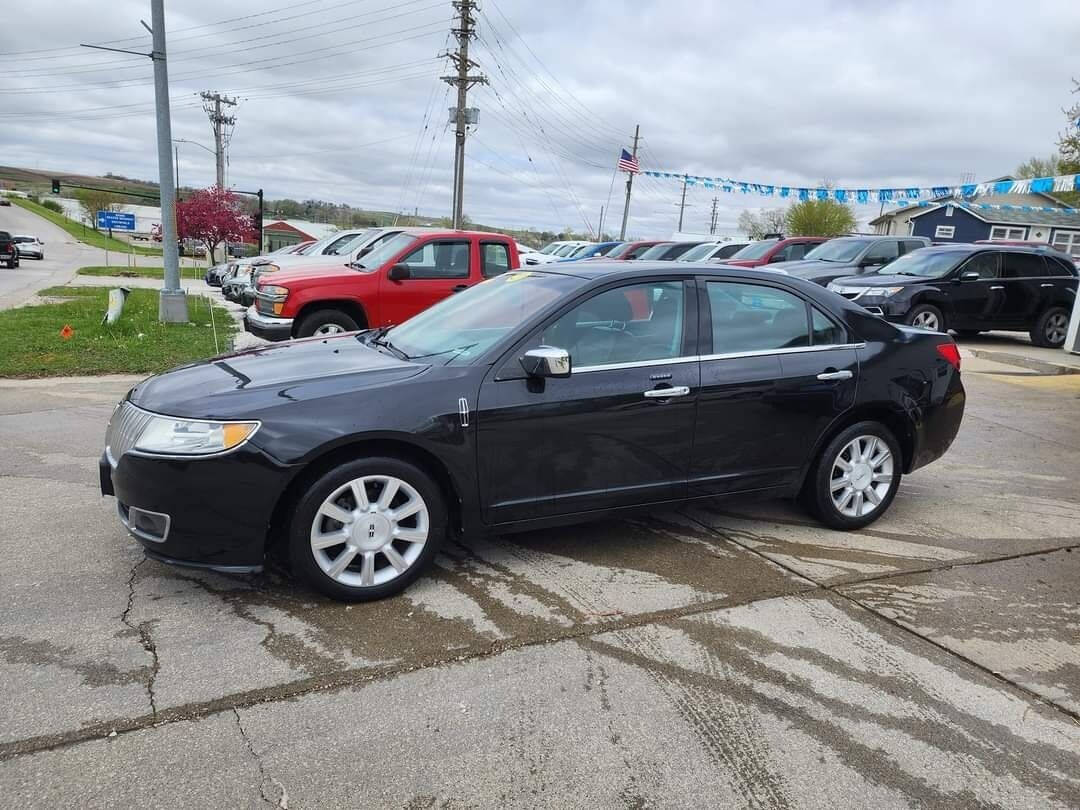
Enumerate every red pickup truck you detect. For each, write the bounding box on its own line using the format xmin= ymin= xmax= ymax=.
xmin=245 ymin=230 xmax=519 ymax=340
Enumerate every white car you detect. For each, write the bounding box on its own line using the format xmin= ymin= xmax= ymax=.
xmin=13 ymin=235 xmax=44 ymax=260
xmin=527 ymin=240 xmax=594 ymax=265
xmin=676 ymin=240 xmax=750 ymax=263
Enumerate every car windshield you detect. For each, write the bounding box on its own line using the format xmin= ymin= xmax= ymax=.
xmin=730 ymin=240 xmax=780 ymax=260
xmin=879 ymin=250 xmax=964 ymax=278
xmin=382 ymin=271 xmax=584 ymax=366
xmin=555 ymin=244 xmax=581 ymax=257
xmin=636 ymin=243 xmax=674 ymax=260
xmin=677 ymin=242 xmax=721 ymax=262
xmin=604 ymin=242 xmax=639 ymax=259
xmin=803 ymin=239 xmax=866 ymax=262
xmin=538 ymin=243 xmax=563 ymax=254
xmin=354 ymin=233 xmax=417 ymax=269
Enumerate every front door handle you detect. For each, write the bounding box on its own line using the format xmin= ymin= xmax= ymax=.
xmin=644 ymin=386 xmax=691 ymax=398
xmin=1041 ymin=283 xmax=1055 ymax=288
xmin=817 ymin=370 xmax=853 ymax=381
xmin=451 ymin=284 xmax=469 ymax=293
xmin=989 ymin=285 xmax=1004 ymax=291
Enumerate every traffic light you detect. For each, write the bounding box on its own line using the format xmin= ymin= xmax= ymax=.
xmin=51 ymin=178 xmax=60 ymax=194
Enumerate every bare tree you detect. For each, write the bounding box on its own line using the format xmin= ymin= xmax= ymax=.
xmin=737 ymin=208 xmax=786 ymax=239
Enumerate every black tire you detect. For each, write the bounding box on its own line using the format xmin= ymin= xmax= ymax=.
xmin=952 ymin=329 xmax=982 ymax=339
xmin=1030 ymin=306 xmax=1070 ymax=348
xmin=801 ymin=421 xmax=902 ymax=530
xmin=288 ymin=456 xmax=446 ymax=601
xmin=295 ymin=308 xmax=360 ymax=338
xmin=905 ymin=303 xmax=945 ymax=333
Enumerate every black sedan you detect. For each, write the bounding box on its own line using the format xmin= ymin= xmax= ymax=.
xmin=827 ymin=244 xmax=1077 ymax=347
xmin=101 ymin=263 xmax=965 ymax=601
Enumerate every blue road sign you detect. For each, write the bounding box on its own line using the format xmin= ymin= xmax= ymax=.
xmin=96 ymin=210 xmax=136 ymax=231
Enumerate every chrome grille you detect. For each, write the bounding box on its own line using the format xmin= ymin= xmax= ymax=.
xmin=105 ymin=402 xmax=154 ymax=465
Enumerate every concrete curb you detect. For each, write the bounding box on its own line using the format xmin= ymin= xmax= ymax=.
xmin=968 ymin=348 xmax=1079 ymax=376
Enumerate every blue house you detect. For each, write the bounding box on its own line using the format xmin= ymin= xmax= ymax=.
xmin=908 ymin=203 xmax=1080 ymax=257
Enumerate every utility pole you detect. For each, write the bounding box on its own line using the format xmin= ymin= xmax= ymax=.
xmin=619 ymin=124 xmax=640 ymax=240
xmin=677 ymin=174 xmax=689 ymax=232
xmin=597 ymin=205 xmax=604 ymax=239
xmin=441 ymin=0 xmax=487 ymax=229
xmin=709 ymin=196 xmax=719 ymax=235
xmin=80 ymin=0 xmax=185 ymax=322
xmin=200 ymin=91 xmax=236 ymax=189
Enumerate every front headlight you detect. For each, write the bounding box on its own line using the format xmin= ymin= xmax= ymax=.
xmin=260 ymin=285 xmax=289 ymax=298
xmin=862 ymin=286 xmax=903 ymax=297
xmin=134 ymin=416 xmax=259 ymax=456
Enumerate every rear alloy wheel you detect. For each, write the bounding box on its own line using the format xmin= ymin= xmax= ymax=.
xmin=804 ymin=421 xmax=901 ymax=530
xmin=295 ymin=309 xmax=360 ymax=338
xmin=906 ymin=304 xmax=944 ymax=332
xmin=1031 ymin=306 xmax=1069 ymax=348
xmin=289 ymin=457 xmax=445 ymax=601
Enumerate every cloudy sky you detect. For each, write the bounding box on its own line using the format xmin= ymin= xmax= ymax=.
xmin=2 ymin=0 xmax=1079 ymax=238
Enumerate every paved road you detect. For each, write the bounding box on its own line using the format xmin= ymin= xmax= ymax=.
xmin=0 ymin=203 xmax=102 ymax=309
xmin=0 ymin=362 xmax=1078 ymax=806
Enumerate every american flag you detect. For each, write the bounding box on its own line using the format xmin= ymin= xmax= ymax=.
xmin=617 ymin=148 xmax=640 ymax=174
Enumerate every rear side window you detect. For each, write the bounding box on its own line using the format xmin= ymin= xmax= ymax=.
xmin=707 ymin=282 xmax=809 ymax=354
xmin=480 ymin=242 xmax=510 ymax=278
xmin=1044 ymin=257 xmax=1075 ymax=277
xmin=400 ymin=240 xmax=470 ymax=279
xmin=1003 ymin=253 xmax=1047 ymax=278
xmin=902 ymin=240 xmax=926 ymax=255
xmin=785 ymin=243 xmax=812 ymax=260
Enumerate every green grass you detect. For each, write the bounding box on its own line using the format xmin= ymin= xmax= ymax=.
xmin=76 ymin=265 xmax=207 ymax=281
xmin=0 ymin=286 xmax=235 ymax=378
xmin=10 ymin=197 xmax=163 ymax=256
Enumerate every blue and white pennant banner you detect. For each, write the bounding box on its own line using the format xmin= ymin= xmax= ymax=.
xmin=640 ymin=170 xmax=1080 ymax=206
xmin=887 ymin=199 xmax=1079 ymax=214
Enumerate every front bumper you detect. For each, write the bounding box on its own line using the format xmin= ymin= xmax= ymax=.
xmin=100 ymin=440 xmax=297 ymax=571
xmin=244 ymin=306 xmax=293 ymax=341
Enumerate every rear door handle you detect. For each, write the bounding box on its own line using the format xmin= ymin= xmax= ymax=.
xmin=817 ymin=370 xmax=853 ymax=381
xmin=1041 ymin=283 xmax=1055 ymax=288
xmin=989 ymin=285 xmax=1004 ymax=290
xmin=644 ymin=386 xmax=691 ymax=398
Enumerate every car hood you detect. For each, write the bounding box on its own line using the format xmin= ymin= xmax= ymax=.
xmin=130 ymin=335 xmax=424 ymax=419
xmin=829 ymin=273 xmax=921 ymax=288
xmin=261 ymin=264 xmax=370 ymax=285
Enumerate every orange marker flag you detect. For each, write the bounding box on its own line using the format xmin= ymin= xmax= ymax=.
xmin=59 ymin=324 xmax=74 ymax=340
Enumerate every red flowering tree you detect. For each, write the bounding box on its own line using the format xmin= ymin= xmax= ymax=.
xmin=175 ymin=187 xmax=256 ymax=261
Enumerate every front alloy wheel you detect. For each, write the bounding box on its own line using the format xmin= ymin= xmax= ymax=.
xmin=290 ymin=456 xmax=445 ymax=601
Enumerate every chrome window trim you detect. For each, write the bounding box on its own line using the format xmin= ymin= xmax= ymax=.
xmin=572 ymin=343 xmax=865 ymax=373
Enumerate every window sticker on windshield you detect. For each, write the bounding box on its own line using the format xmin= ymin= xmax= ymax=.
xmin=504 ymin=271 xmax=533 ymax=282
xmin=750 ymin=295 xmax=763 ymax=308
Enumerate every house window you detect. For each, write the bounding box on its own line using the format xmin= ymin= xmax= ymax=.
xmin=1051 ymin=230 xmax=1080 ymax=258
xmin=945 ymin=205 xmax=954 ymax=217
xmin=934 ymin=225 xmax=955 ymax=239
xmin=990 ymin=226 xmax=1027 ymax=241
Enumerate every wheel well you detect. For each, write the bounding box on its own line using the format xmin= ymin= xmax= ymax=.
xmin=800 ymin=405 xmax=915 ymax=491
xmin=265 ymin=438 xmax=463 ymax=555
xmin=291 ymin=300 xmax=368 ymax=336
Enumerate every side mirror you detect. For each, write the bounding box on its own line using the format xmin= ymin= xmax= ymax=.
xmin=388 ymin=263 xmax=411 ymax=281
xmin=959 ymin=271 xmax=980 ymax=281
xmin=768 ymin=253 xmax=787 ymax=263
xmin=520 ymin=347 xmax=571 ymax=378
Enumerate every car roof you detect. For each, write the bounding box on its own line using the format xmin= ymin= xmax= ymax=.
xmin=540 ymin=260 xmax=819 ymax=281
xmin=913 ymin=243 xmax=1065 ymax=257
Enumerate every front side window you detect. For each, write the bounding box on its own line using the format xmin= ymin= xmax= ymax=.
xmin=540 ymin=281 xmax=687 ymax=369
xmin=707 ymin=282 xmax=809 ymax=354
xmin=400 ymin=240 xmax=470 ymax=279
xmin=626 ymin=243 xmax=657 ymax=259
xmin=960 ymin=252 xmax=1000 ymax=279
xmin=1002 ymin=252 xmax=1047 ymax=278
xmin=677 ymin=242 xmax=720 ymax=262
xmin=712 ymin=243 xmax=747 ymax=259
xmin=804 ymin=239 xmax=866 ymax=262
xmin=636 ymin=243 xmax=675 ymax=261
xmin=811 ymin=307 xmax=846 ymax=345
xmin=481 ymin=242 xmax=510 ymax=278
xmin=864 ymin=240 xmax=900 ymax=264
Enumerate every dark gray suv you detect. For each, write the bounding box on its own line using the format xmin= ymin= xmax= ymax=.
xmin=771 ymin=236 xmax=930 ymax=286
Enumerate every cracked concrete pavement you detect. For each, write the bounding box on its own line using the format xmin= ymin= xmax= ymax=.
xmin=1 ymin=358 xmax=1079 ymax=807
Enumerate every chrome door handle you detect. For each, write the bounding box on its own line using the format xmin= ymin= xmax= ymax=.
xmin=644 ymin=386 xmax=690 ymax=398
xmin=1041 ymin=283 xmax=1055 ymax=288
xmin=989 ymin=285 xmax=1004 ymax=290
xmin=817 ymin=370 xmax=853 ymax=381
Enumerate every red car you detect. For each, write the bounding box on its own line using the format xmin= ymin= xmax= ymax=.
xmin=245 ymin=230 xmax=519 ymax=340
xmin=600 ymin=240 xmax=663 ymax=260
xmin=722 ymin=237 xmax=829 ymax=268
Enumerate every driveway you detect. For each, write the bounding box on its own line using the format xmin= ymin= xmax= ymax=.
xmin=0 ymin=365 xmax=1078 ymax=807
xmin=0 ymin=203 xmax=101 ymax=308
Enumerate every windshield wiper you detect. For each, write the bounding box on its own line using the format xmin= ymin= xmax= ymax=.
xmin=407 ymin=343 xmax=479 ymax=365
xmin=367 ymin=328 xmax=409 ymax=360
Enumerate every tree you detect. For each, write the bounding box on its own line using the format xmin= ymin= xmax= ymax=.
xmin=74 ymin=188 xmax=119 ymax=229
xmin=737 ymin=208 xmax=786 ymax=239
xmin=176 ymin=187 xmax=257 ymax=261
xmin=784 ymin=199 xmax=856 ymax=237
xmin=1014 ymin=155 xmax=1064 ymax=179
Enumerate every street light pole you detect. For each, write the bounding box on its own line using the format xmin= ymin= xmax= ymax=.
xmin=150 ymin=0 xmax=185 ymax=322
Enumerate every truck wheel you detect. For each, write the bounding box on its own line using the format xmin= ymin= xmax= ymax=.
xmin=906 ymin=304 xmax=944 ymax=332
xmin=295 ymin=309 xmax=360 ymax=338
xmin=1030 ymin=306 xmax=1069 ymax=348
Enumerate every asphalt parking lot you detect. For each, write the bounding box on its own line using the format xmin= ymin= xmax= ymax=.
xmin=1 ymin=355 xmax=1079 ymax=807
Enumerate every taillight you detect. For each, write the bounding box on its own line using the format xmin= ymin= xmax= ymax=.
xmin=936 ymin=342 xmax=961 ymax=370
